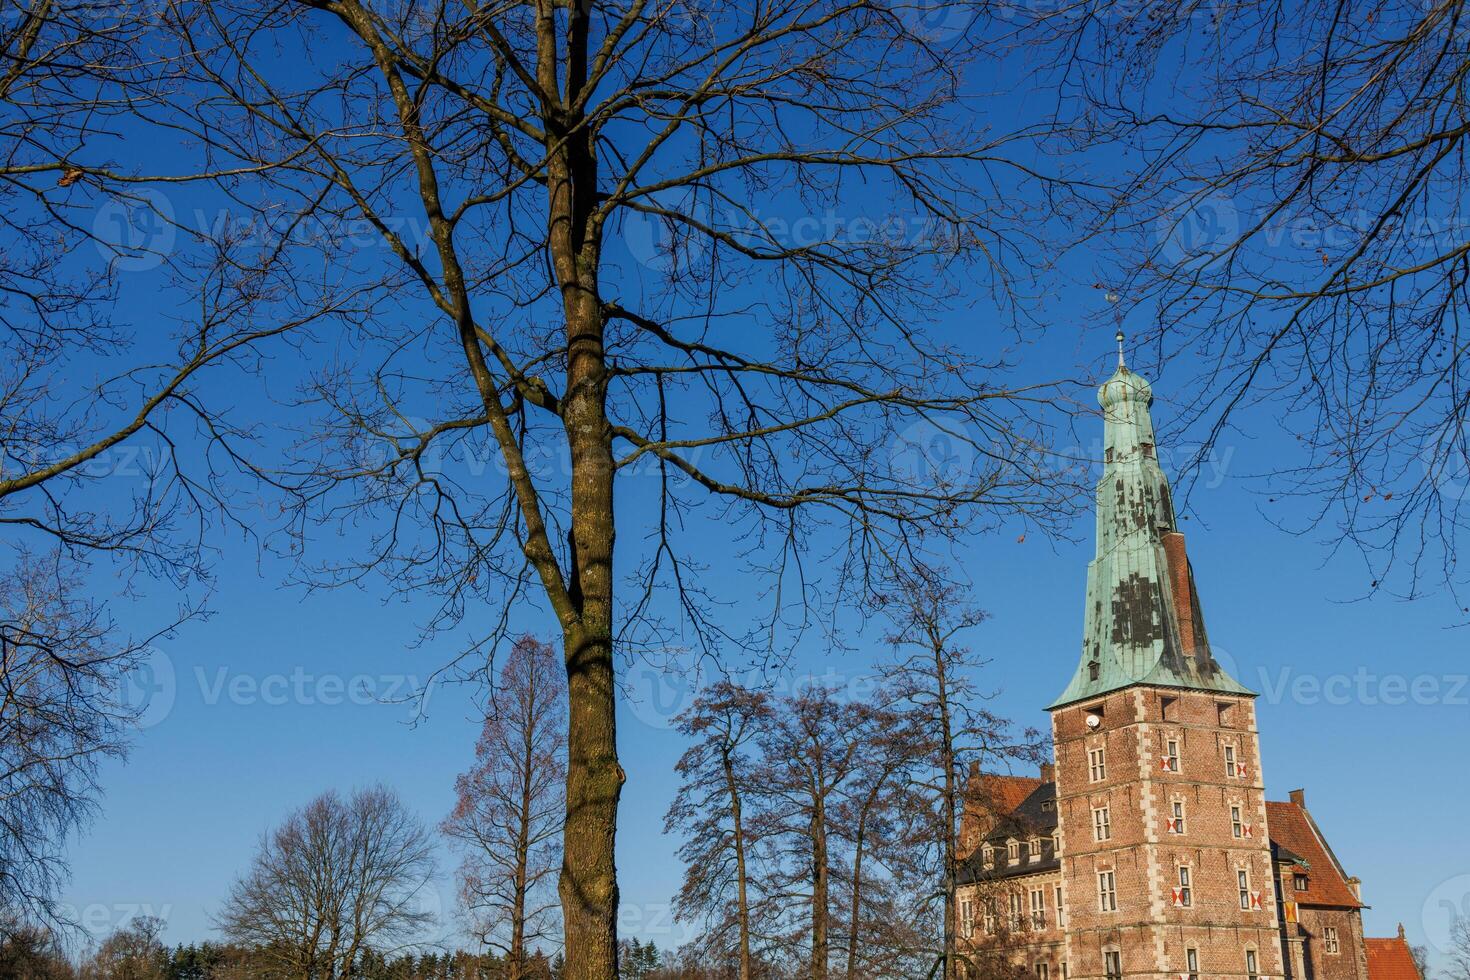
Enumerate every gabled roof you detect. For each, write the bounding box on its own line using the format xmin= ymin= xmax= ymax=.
xmin=1267 ymin=800 xmax=1363 ymax=908
xmin=971 ymin=774 xmax=1045 ymax=818
xmin=1365 ymin=936 xmax=1422 ymax=980
xmin=957 ymin=781 xmax=1060 ymax=885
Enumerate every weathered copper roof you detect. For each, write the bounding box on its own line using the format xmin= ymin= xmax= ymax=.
xmin=1050 ymin=362 xmax=1253 ymax=708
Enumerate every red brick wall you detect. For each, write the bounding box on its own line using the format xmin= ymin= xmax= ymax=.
xmin=1051 ymin=686 xmax=1286 ymax=979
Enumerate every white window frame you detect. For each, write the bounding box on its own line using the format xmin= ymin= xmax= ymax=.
xmin=1103 ymin=949 xmax=1122 ymax=980
xmin=1165 ymin=737 xmax=1180 ymax=772
xmin=1093 ymin=806 xmax=1112 ymax=842
xmin=960 ymin=897 xmax=974 ymax=938
xmin=1098 ymin=871 xmax=1117 ymax=913
xmin=1186 ymin=948 xmax=1199 ymax=980
xmin=1055 ymin=885 xmax=1065 ymax=928
xmin=1246 ymin=948 xmax=1260 ymax=980
xmin=1231 ymin=805 xmax=1244 ymax=839
xmin=1031 ymin=887 xmax=1047 ymax=930
xmin=1177 ymin=865 xmax=1193 ymax=908
xmin=1325 ymin=926 xmax=1341 ymax=955
xmin=1238 ymin=868 xmax=1252 ymax=910
xmin=1007 ymin=838 xmax=1020 ymax=864
xmin=1088 ymin=746 xmax=1107 ymax=782
xmin=1224 ymin=744 xmax=1238 ymax=778
xmin=1170 ymin=799 xmax=1186 ymax=835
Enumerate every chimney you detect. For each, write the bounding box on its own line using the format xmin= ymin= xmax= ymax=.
xmin=1398 ymin=923 xmax=1406 ymax=941
xmin=1162 ymin=531 xmax=1198 ymax=656
xmin=1041 ymin=762 xmax=1055 ymax=784
xmin=1289 ymin=788 xmax=1306 ymax=807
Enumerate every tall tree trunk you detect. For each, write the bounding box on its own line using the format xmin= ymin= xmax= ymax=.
xmin=811 ymin=798 xmax=829 ymax=980
xmin=724 ymin=746 xmax=753 ymax=980
xmin=934 ymin=638 xmax=958 ymax=980
xmin=845 ymin=802 xmax=872 ymax=980
xmin=538 ymin=0 xmax=621 ymax=973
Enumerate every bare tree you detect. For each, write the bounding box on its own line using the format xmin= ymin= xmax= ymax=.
xmin=876 ymin=564 xmax=1036 ymax=980
xmin=829 ymin=707 xmax=926 ymax=980
xmin=0 ymin=914 xmax=73 ymax=980
xmin=665 ymin=681 xmax=776 ymax=980
xmin=78 ymin=915 xmax=168 ymax=980
xmin=93 ymin=3 xmax=1096 ymax=976
xmin=0 ymin=552 xmax=151 ymax=931
xmin=217 ymin=785 xmax=437 ymax=979
xmin=756 ymin=687 xmax=890 ymax=980
xmin=0 ymin=0 xmax=345 ymax=929
xmin=443 ymin=636 xmax=567 ymax=979
xmin=1054 ymin=0 xmax=1470 ymax=609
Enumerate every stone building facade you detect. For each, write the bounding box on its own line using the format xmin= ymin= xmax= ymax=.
xmin=955 ymin=355 xmax=1418 ymax=980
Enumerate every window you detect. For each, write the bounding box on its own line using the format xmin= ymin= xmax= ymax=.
xmin=1218 ymin=701 xmax=1235 ymax=727
xmin=1246 ymin=949 xmax=1260 ymax=980
xmin=1238 ymin=869 xmax=1252 ymax=910
xmin=1225 ymin=744 xmax=1238 ymax=778
xmin=1231 ymin=805 xmax=1244 ymax=839
xmin=1169 ymin=800 xmax=1186 ymax=835
xmin=1325 ymin=927 xmax=1341 ymax=955
xmin=983 ymin=845 xmax=994 ymax=869
xmin=1103 ymin=950 xmax=1122 ymax=980
xmin=1093 ymin=806 xmax=1112 ymax=842
xmin=1028 ymin=837 xmax=1041 ymax=862
xmin=1164 ymin=738 xmax=1180 ymax=772
xmin=1175 ymin=866 xmax=1193 ymax=908
xmin=960 ymin=898 xmax=974 ymax=938
xmin=1161 ymin=696 xmax=1178 ymax=722
xmin=1089 ymin=660 xmax=1101 ymax=681
xmin=1294 ymin=873 xmax=1309 ymax=892
xmin=1098 ymin=871 xmax=1117 ymax=912
xmin=1010 ymin=891 xmax=1024 ymax=930
xmin=1185 ymin=948 xmax=1199 ymax=980
xmin=983 ymin=897 xmax=998 ymax=935
xmin=1088 ymin=747 xmax=1107 ymax=782
xmin=1031 ymin=888 xmax=1047 ymax=930
xmin=1055 ymin=885 xmax=1065 ymax=928
xmin=1035 ymin=965 xmax=1049 ymax=980
xmin=1007 ymin=839 xmax=1021 ymax=864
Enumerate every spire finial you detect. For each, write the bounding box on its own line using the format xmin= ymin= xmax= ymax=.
xmin=1105 ymin=289 xmax=1125 ymax=368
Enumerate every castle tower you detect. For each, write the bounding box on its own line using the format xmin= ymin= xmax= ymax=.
xmin=1048 ymin=349 xmax=1285 ymax=980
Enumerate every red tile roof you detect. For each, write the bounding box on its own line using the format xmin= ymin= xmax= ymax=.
xmin=974 ymin=774 xmax=1044 ymax=816
xmin=1365 ymin=937 xmax=1422 ymax=980
xmin=1266 ymin=801 xmax=1363 ymax=908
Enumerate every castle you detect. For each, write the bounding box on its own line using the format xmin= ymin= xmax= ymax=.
xmin=955 ymin=352 xmax=1422 ymax=980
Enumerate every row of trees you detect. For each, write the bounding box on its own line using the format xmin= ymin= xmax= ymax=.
xmin=664 ymin=569 xmax=1035 ymax=980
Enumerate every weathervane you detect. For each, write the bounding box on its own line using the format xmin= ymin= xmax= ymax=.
xmin=1106 ymin=289 xmax=1125 ymax=368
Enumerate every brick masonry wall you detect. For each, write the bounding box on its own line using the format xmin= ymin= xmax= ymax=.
xmin=1296 ymin=907 xmax=1368 ymax=980
xmin=1051 ymin=686 xmax=1286 ymax=980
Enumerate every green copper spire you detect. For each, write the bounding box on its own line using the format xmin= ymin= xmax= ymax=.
xmin=1050 ymin=347 xmax=1252 ymax=709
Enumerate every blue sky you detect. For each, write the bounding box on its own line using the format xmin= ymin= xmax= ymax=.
xmin=55 ymin=302 xmax=1470 ymax=966
xmin=27 ymin=8 xmax=1470 ymax=973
